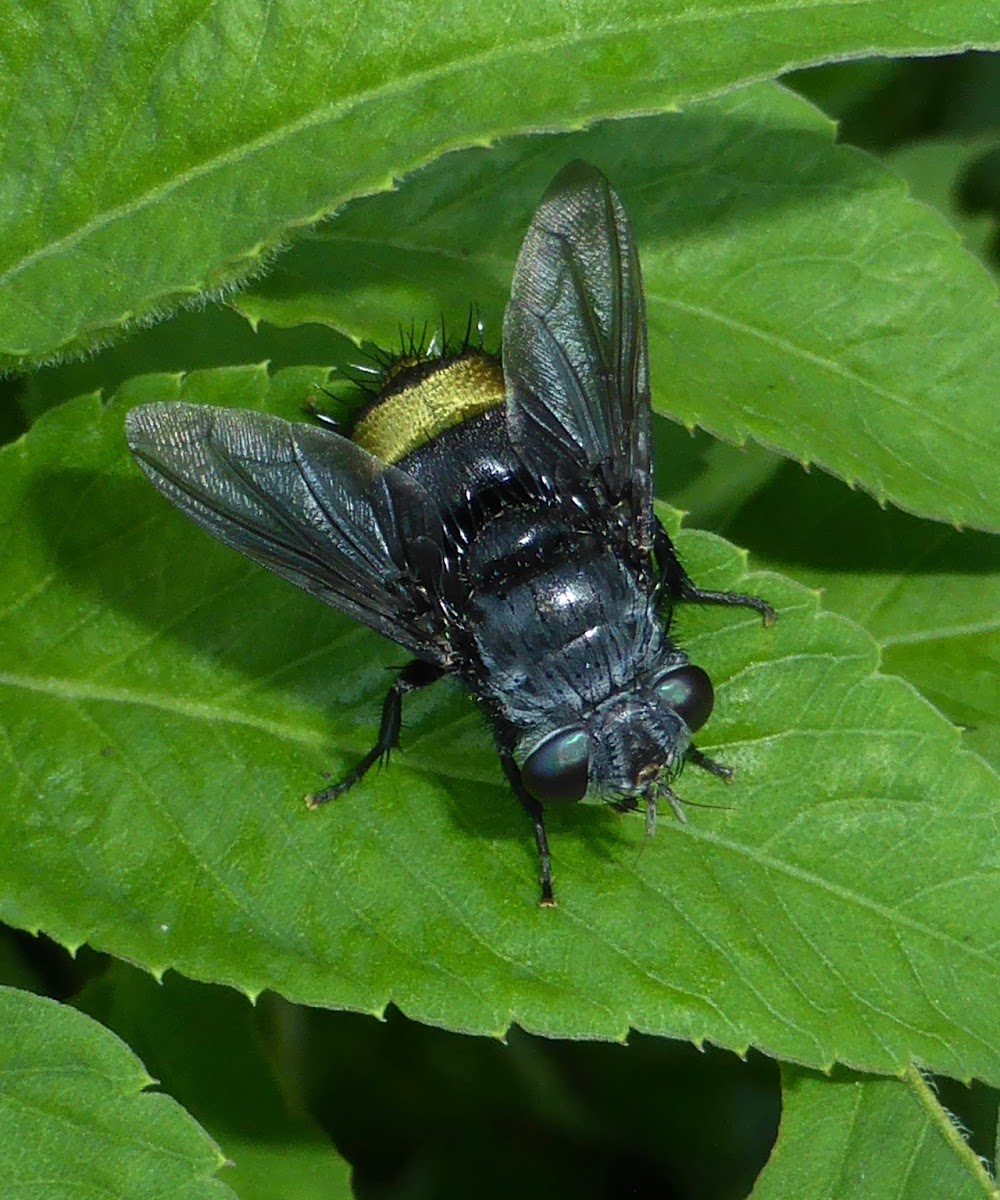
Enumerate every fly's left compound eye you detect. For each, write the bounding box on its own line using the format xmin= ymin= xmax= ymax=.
xmin=522 ymin=727 xmax=591 ymax=804
xmin=656 ymin=665 xmax=715 ymax=733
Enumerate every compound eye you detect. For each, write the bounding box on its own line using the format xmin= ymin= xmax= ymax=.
xmin=522 ymin=728 xmax=591 ymax=804
xmin=656 ymin=665 xmax=715 ymax=733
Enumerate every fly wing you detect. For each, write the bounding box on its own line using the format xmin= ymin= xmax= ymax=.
xmin=503 ymin=161 xmax=653 ymax=547
xmin=126 ymin=403 xmax=451 ymax=660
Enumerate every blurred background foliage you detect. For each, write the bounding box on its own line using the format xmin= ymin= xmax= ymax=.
xmin=3 ymin=50 xmax=1000 ymax=1200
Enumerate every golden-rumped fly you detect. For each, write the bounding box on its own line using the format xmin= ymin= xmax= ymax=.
xmin=126 ymin=162 xmax=774 ymax=904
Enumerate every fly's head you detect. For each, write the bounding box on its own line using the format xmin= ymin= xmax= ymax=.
xmin=515 ymin=661 xmax=718 ymax=823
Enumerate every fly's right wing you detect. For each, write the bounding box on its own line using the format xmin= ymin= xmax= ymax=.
xmin=126 ymin=403 xmax=451 ymax=660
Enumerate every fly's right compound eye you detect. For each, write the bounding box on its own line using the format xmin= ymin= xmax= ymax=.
xmin=522 ymin=727 xmax=591 ymax=804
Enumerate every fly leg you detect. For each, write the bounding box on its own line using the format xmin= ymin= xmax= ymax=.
xmin=686 ymin=743 xmax=734 ymax=781
xmin=307 ymin=659 xmax=444 ymax=807
xmin=654 ymin=523 xmax=776 ymax=624
xmin=500 ymin=748 xmax=556 ymax=907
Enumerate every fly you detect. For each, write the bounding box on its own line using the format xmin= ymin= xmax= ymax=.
xmin=126 ymin=162 xmax=774 ymax=905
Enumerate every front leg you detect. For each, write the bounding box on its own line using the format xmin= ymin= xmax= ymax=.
xmin=686 ymin=743 xmax=734 ymax=781
xmin=307 ymin=659 xmax=444 ymax=807
xmin=499 ymin=747 xmax=556 ymax=907
xmin=654 ymin=522 xmax=776 ymax=624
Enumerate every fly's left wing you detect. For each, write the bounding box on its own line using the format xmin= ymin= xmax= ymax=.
xmin=502 ymin=161 xmax=653 ymax=548
xmin=126 ymin=403 xmax=451 ymax=660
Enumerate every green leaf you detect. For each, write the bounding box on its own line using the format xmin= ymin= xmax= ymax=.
xmin=5 ymin=1 xmax=1000 ymax=367
xmin=2 ymin=375 xmax=999 ymax=1086
xmin=17 ymin=307 xmax=358 ymax=426
xmin=751 ymin=1065 xmax=998 ymax=1200
xmin=0 ymin=984 xmax=234 ymax=1199
xmin=720 ymin=463 xmax=1000 ymax=773
xmin=237 ymin=85 xmax=1000 ymax=534
xmin=887 ymin=138 xmax=999 ymax=267
xmin=78 ymin=967 xmax=355 ymax=1200
xmin=659 ymin=422 xmax=785 ymax=535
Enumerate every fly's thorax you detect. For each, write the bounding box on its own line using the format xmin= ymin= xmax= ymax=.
xmin=351 ymin=350 xmax=505 ymax=464
xmin=465 ymin=507 xmax=601 ymax=593
xmin=467 ymin=532 xmax=668 ymax=725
